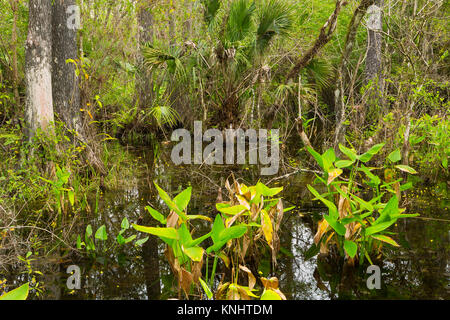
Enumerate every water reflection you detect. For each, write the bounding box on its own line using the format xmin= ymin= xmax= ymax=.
xmin=4 ymin=148 xmax=448 ymax=300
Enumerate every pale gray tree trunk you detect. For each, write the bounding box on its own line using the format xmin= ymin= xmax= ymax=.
xmin=168 ymin=0 xmax=175 ymax=46
xmin=137 ymin=1 xmax=154 ymax=111
xmin=10 ymin=0 xmax=20 ymax=108
xmin=183 ymin=0 xmax=193 ymax=41
xmin=52 ymin=0 xmax=81 ymax=134
xmin=25 ymin=0 xmax=54 ymax=139
xmin=365 ymin=0 xmax=384 ymax=87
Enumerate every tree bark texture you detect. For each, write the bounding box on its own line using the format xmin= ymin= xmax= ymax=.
xmin=365 ymin=0 xmax=384 ymax=86
xmin=137 ymin=0 xmax=154 ymax=111
xmin=52 ymin=0 xmax=81 ymax=133
xmin=25 ymin=0 xmax=54 ymax=138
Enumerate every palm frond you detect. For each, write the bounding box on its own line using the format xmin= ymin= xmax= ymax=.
xmin=256 ymin=0 xmax=294 ymax=53
xmin=304 ymin=58 xmax=333 ymax=90
xmin=142 ymin=45 xmax=176 ymax=68
xmin=225 ymin=0 xmax=256 ymax=44
xmin=274 ymin=83 xmax=294 ymax=103
xmin=142 ymin=44 xmax=186 ymax=80
xmin=202 ymin=0 xmax=221 ymax=27
xmin=148 ymin=105 xmax=180 ymax=129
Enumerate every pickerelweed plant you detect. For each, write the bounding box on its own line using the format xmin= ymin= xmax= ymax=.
xmin=76 ymin=218 xmax=149 ymax=258
xmin=305 ymin=143 xmax=419 ymax=265
xmin=132 ymin=178 xmax=293 ymax=300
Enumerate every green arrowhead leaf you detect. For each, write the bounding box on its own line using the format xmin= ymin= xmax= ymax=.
xmin=173 ymin=187 xmax=192 ymax=211
xmin=395 ymin=165 xmax=417 ymax=174
xmin=132 ymin=224 xmax=179 ymax=240
xmin=0 ymin=283 xmax=29 ymax=300
xmin=344 ymin=240 xmax=358 ymax=258
xmin=388 ymin=149 xmax=401 ymax=163
xmin=95 ymin=225 xmax=108 ymax=241
xmin=146 ymin=206 xmax=167 ymax=224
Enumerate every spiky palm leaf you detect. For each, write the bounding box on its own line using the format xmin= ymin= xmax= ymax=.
xmin=256 ymin=0 xmax=295 ymax=53
xmin=274 ymin=83 xmax=294 ymax=103
xmin=304 ymin=59 xmax=333 ymax=90
xmin=225 ymin=0 xmax=256 ymax=44
xmin=142 ymin=44 xmax=186 ymax=80
xmin=148 ymin=105 xmax=180 ymax=129
xmin=202 ymin=0 xmax=221 ymax=27
xmin=142 ymin=45 xmax=174 ymax=68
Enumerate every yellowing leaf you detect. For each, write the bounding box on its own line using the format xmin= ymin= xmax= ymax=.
xmin=395 ymin=165 xmax=417 ymax=174
xmin=327 ymin=168 xmax=343 ymax=185
xmin=236 ymin=195 xmax=250 ymax=210
xmin=199 ymin=278 xmax=213 ymax=299
xmin=261 ymin=289 xmax=283 ymax=300
xmin=186 ymin=215 xmax=212 ymax=222
xmin=218 ymin=252 xmax=230 ymax=268
xmin=182 ymin=246 xmax=204 ymax=262
xmin=371 ymin=234 xmax=400 ymax=247
xmin=217 ymin=205 xmax=247 ymax=215
xmin=314 ymin=218 xmax=329 ymax=244
xmin=261 ymin=210 xmax=273 ymax=247
xmin=0 ymin=283 xmax=29 ymax=300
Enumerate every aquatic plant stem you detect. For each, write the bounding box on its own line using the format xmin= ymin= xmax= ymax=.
xmin=205 ymin=255 xmax=209 ymax=281
xmin=210 ymin=254 xmax=218 ymax=288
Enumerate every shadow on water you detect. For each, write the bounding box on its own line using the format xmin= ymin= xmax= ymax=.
xmin=6 ymin=147 xmax=450 ymax=300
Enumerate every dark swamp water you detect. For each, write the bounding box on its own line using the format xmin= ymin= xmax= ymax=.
xmin=5 ymin=147 xmax=450 ymax=300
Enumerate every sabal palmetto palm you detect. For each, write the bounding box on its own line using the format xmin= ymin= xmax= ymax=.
xmin=202 ymin=0 xmax=297 ymax=127
xmin=142 ymin=0 xmax=331 ymax=129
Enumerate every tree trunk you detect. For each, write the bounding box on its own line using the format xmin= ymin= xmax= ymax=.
xmin=52 ymin=0 xmax=81 ymax=134
xmin=168 ymin=0 xmax=175 ymax=47
xmin=25 ymin=0 xmax=54 ymax=139
xmin=365 ymin=0 xmax=384 ymax=87
xmin=333 ymin=0 xmax=373 ymax=150
xmin=10 ymin=0 xmax=20 ymax=108
xmin=137 ymin=1 xmax=154 ymax=112
xmin=182 ymin=0 xmax=193 ymax=41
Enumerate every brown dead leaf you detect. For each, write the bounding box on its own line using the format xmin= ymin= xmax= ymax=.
xmin=166 ymin=211 xmax=179 ymax=228
xmin=261 ymin=277 xmax=279 ymax=290
xmin=226 ymin=284 xmax=241 ymax=300
xmin=240 ymin=236 xmax=250 ymax=261
xmin=165 ymin=247 xmax=179 ymax=275
xmin=226 ymin=209 xmax=247 ymax=228
xmin=192 ymin=260 xmax=203 ymax=284
xmin=275 ymin=199 xmax=284 ymax=233
xmin=272 ymin=231 xmax=280 ymax=266
xmin=394 ymin=181 xmax=401 ymax=201
xmin=237 ymin=287 xmax=251 ymax=300
xmin=216 ymin=282 xmax=230 ymax=300
xmin=236 ymin=194 xmax=250 ymax=210
xmin=225 ymin=178 xmax=233 ymax=195
xmin=250 ymin=203 xmax=259 ymax=221
xmin=239 ymin=265 xmax=256 ymax=290
xmin=180 ymin=268 xmax=193 ymax=297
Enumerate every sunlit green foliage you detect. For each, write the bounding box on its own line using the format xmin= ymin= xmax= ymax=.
xmin=305 ymin=143 xmax=419 ymax=264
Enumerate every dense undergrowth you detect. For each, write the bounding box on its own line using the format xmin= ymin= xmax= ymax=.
xmin=0 ymin=0 xmax=449 ymax=300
